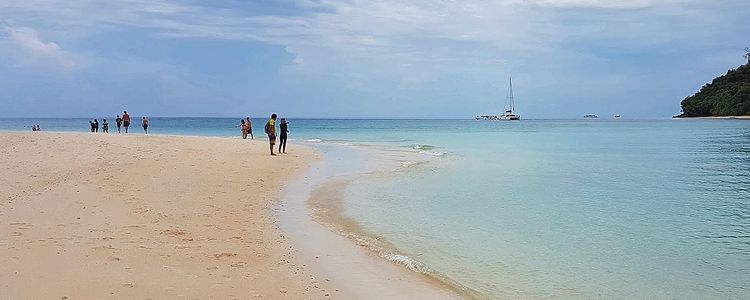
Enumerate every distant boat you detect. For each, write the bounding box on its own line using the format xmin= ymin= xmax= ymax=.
xmin=476 ymin=77 xmax=521 ymax=121
xmin=583 ymin=114 xmax=598 ymax=119
xmin=614 ymin=115 xmax=621 ymax=118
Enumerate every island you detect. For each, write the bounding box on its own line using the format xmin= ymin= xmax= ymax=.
xmin=674 ymin=61 xmax=750 ymax=118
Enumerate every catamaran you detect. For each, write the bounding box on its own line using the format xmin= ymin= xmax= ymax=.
xmin=476 ymin=77 xmax=521 ymax=121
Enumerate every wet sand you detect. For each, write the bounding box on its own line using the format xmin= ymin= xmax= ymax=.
xmin=280 ymin=145 xmax=468 ymax=299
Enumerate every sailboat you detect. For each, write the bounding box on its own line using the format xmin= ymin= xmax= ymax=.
xmin=476 ymin=77 xmax=521 ymax=121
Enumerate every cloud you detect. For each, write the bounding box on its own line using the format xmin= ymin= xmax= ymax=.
xmin=1 ymin=26 xmax=80 ymax=69
xmin=0 ymin=0 xmax=747 ymax=117
xmin=5 ymin=26 xmax=61 ymax=55
xmin=0 ymin=1 xmax=735 ymax=63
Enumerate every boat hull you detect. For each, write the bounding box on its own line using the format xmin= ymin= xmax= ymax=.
xmin=476 ymin=114 xmax=521 ymax=121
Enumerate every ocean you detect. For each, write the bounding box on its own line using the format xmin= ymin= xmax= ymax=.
xmin=2 ymin=118 xmax=749 ymax=298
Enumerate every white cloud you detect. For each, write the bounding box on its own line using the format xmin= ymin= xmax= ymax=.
xmin=1 ymin=26 xmax=80 ymax=69
xmin=0 ymin=0 xmax=747 ymax=117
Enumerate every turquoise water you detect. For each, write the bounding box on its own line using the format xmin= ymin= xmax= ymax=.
xmin=3 ymin=118 xmax=749 ymax=298
xmin=337 ymin=119 xmax=750 ymax=299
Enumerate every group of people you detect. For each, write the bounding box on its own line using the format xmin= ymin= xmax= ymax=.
xmin=240 ymin=114 xmax=289 ymax=155
xmin=260 ymin=113 xmax=289 ymax=156
xmin=82 ymin=111 xmax=288 ymax=156
xmin=30 ymin=124 xmax=41 ymax=131
xmin=89 ymin=119 xmax=106 ymax=133
xmin=90 ymin=111 xmax=148 ymax=134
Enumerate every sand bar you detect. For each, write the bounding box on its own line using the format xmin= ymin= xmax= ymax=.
xmin=1 ymin=132 xmax=466 ymax=299
xmin=0 ymin=132 xmax=336 ymax=299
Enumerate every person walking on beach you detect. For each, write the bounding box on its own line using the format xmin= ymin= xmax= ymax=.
xmin=278 ymin=118 xmax=289 ymax=154
xmin=142 ymin=116 xmax=149 ymax=134
xmin=94 ymin=119 xmax=99 ymax=133
xmin=116 ymin=115 xmax=122 ymax=133
xmin=89 ymin=120 xmax=95 ymax=132
xmin=246 ymin=117 xmax=253 ymax=139
xmin=240 ymin=119 xmax=248 ymax=139
xmin=265 ymin=114 xmax=277 ymax=155
xmin=122 ymin=111 xmax=131 ymax=133
xmin=102 ymin=119 xmax=109 ymax=133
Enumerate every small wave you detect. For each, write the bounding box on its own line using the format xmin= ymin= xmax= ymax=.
xmin=326 ymin=212 xmax=483 ymax=298
xmin=411 ymin=144 xmax=436 ymax=151
xmin=305 ymin=138 xmax=323 ymax=142
xmin=381 ymin=252 xmax=430 ymax=273
xmin=401 ymin=161 xmax=419 ymax=167
xmin=419 ymin=150 xmax=448 ymax=157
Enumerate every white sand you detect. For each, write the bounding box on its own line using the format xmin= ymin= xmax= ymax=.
xmin=0 ymin=132 xmax=336 ymax=299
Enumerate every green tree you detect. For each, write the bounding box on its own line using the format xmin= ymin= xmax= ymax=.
xmin=677 ymin=62 xmax=750 ymax=117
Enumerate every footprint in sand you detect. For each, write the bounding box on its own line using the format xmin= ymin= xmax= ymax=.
xmin=10 ymin=222 xmax=32 ymax=229
xmin=160 ymin=229 xmax=188 ymax=236
xmin=213 ymin=252 xmax=237 ymax=259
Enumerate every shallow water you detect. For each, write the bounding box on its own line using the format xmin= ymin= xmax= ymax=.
xmin=4 ymin=118 xmax=749 ymax=298
xmin=339 ymin=119 xmax=750 ymax=299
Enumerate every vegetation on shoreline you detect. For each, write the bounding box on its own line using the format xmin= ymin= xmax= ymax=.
xmin=676 ymin=48 xmax=750 ymax=118
xmin=676 ymin=62 xmax=750 ymax=118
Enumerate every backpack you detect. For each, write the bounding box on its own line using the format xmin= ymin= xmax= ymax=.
xmin=264 ymin=121 xmax=271 ymax=134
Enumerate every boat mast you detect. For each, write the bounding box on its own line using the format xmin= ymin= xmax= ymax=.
xmin=508 ymin=77 xmax=514 ymax=114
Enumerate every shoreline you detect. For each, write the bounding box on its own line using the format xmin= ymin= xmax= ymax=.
xmin=1 ymin=131 xmax=464 ymax=299
xmin=307 ymin=177 xmax=483 ymax=299
xmin=278 ymin=143 xmax=472 ymax=299
xmin=673 ymin=115 xmax=750 ymax=119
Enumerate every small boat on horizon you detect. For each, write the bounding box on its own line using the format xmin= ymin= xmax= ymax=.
xmin=584 ymin=114 xmax=598 ymax=119
xmin=477 ymin=77 xmax=521 ymax=121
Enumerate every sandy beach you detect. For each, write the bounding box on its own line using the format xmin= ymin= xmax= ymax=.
xmin=0 ymin=132 xmax=336 ymax=299
xmin=0 ymin=132 xmax=463 ymax=299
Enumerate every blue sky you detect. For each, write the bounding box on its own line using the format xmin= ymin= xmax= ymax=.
xmin=0 ymin=0 xmax=748 ymax=118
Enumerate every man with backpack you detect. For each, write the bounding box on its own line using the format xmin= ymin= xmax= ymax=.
xmin=265 ymin=113 xmax=277 ymax=156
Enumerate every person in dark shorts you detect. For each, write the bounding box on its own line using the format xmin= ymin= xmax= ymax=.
xmin=94 ymin=119 xmax=99 ymax=133
xmin=240 ymin=119 xmax=248 ymax=139
xmin=265 ymin=113 xmax=277 ymax=155
xmin=122 ymin=111 xmax=131 ymax=133
xmin=116 ymin=115 xmax=122 ymax=133
xmin=102 ymin=119 xmax=109 ymax=133
xmin=278 ymin=118 xmax=289 ymax=154
xmin=142 ymin=116 xmax=149 ymax=134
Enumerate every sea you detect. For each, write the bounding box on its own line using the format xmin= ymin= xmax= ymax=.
xmin=2 ymin=117 xmax=749 ymax=299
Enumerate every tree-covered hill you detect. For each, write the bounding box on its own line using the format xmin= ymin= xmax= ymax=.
xmin=676 ymin=63 xmax=750 ymax=117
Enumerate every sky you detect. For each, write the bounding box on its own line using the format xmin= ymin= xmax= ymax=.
xmin=0 ymin=0 xmax=748 ymax=118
